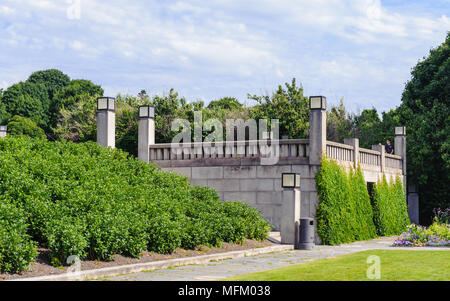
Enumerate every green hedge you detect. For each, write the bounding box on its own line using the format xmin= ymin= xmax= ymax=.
xmin=0 ymin=203 xmax=38 ymax=273
xmin=0 ymin=136 xmax=271 ymax=273
xmin=316 ymin=157 xmax=410 ymax=245
xmin=372 ymin=175 xmax=410 ymax=236
xmin=315 ymin=157 xmax=377 ymax=245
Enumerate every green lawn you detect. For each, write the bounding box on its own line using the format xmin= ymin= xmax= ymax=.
xmin=224 ymin=250 xmax=450 ymax=281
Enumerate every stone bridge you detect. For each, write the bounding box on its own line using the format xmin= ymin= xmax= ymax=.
xmin=91 ymin=96 xmax=417 ymax=244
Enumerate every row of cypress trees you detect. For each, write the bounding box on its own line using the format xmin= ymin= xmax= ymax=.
xmin=316 ymin=157 xmax=410 ymax=245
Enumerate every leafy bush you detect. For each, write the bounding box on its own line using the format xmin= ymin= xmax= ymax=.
xmin=315 ymin=157 xmax=377 ymax=245
xmin=371 ymin=175 xmax=410 ymax=236
xmin=393 ymin=223 xmax=450 ymax=247
xmin=0 ymin=202 xmax=38 ymax=273
xmin=0 ymin=136 xmax=271 ymax=272
xmin=45 ymin=217 xmax=88 ymax=265
xmin=7 ymin=115 xmax=47 ymax=139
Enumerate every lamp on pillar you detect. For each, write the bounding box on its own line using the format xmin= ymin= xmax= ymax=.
xmin=138 ymin=105 xmax=156 ymax=162
xmin=96 ymin=97 xmax=116 ymax=148
xmin=394 ymin=125 xmax=407 ymax=197
xmin=395 ymin=126 xmax=406 ymax=136
xmin=282 ymin=173 xmax=301 ymax=189
xmin=309 ymin=96 xmax=327 ymax=110
xmin=0 ymin=125 xmax=7 ymax=138
xmin=280 ymin=173 xmax=301 ymax=247
xmin=139 ymin=105 xmax=155 ymax=119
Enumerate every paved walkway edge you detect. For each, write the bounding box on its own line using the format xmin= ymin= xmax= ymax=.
xmin=11 ymin=244 xmax=294 ymax=281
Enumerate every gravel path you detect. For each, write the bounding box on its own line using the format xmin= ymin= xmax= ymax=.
xmin=100 ymin=237 xmax=449 ymax=281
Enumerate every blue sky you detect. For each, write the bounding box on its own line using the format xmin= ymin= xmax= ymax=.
xmin=0 ymin=0 xmax=448 ymax=113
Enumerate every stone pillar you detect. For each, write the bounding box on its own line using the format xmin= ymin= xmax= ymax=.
xmin=373 ymin=144 xmax=385 ymax=173
xmin=308 ymin=96 xmax=326 ymax=245
xmin=394 ymin=126 xmax=407 ymax=177
xmin=395 ymin=126 xmax=409 ymax=214
xmin=309 ymin=99 xmax=327 ymax=165
xmin=96 ymin=97 xmax=115 ymax=148
xmin=0 ymin=125 xmax=6 ymax=138
xmin=281 ymin=188 xmax=301 ymax=244
xmin=138 ymin=116 xmax=155 ymax=163
xmin=407 ymin=184 xmax=419 ymax=224
xmin=344 ymin=138 xmax=359 ymax=168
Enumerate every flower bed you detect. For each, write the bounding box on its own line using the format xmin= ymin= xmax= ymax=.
xmin=393 ymin=222 xmax=450 ymax=247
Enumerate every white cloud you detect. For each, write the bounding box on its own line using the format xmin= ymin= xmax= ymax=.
xmin=0 ymin=0 xmax=448 ymax=112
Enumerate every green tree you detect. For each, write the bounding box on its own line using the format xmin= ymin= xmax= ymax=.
xmin=52 ymin=94 xmax=97 ymax=143
xmin=50 ymin=79 xmax=103 ymax=133
xmin=351 ymin=108 xmax=382 ymax=149
xmin=398 ymin=32 xmax=450 ymax=224
xmin=1 ymin=82 xmax=50 ymax=129
xmin=326 ymin=98 xmax=353 ymax=142
xmin=207 ymin=97 xmax=243 ymax=111
xmin=7 ymin=115 xmax=46 ymax=139
xmin=27 ymin=69 xmax=70 ymax=100
xmin=248 ymin=78 xmax=310 ymax=139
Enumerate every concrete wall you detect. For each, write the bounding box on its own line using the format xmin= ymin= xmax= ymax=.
xmin=159 ymin=160 xmax=320 ymax=232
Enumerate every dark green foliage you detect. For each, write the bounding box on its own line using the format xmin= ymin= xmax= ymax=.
xmin=0 ymin=136 xmax=271 ymax=273
xmin=248 ymin=78 xmax=310 ymax=139
xmin=398 ymin=32 xmax=450 ymax=224
xmin=316 ymin=157 xmax=409 ymax=245
xmin=371 ymin=175 xmax=410 ymax=236
xmin=207 ymin=97 xmax=243 ymax=111
xmin=0 ymin=202 xmax=38 ymax=273
xmin=315 ymin=157 xmax=377 ymax=245
xmin=1 ymin=82 xmax=50 ymax=129
xmin=6 ymin=115 xmax=46 ymax=139
xmin=349 ymin=167 xmax=378 ymax=240
xmin=27 ymin=69 xmax=70 ymax=98
xmin=45 ymin=217 xmax=88 ymax=265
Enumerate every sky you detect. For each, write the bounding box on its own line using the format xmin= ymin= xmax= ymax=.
xmin=0 ymin=0 xmax=449 ymax=113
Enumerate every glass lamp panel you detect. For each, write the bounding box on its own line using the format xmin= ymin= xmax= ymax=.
xmin=139 ymin=106 xmax=148 ymax=118
xmin=0 ymin=126 xmax=6 ymax=132
xmin=98 ymin=98 xmax=108 ymax=110
xmin=395 ymin=127 xmax=405 ymax=135
xmin=282 ymin=174 xmax=295 ymax=188
xmin=149 ymin=106 xmax=155 ymax=118
xmin=295 ymin=174 xmax=301 ymax=188
xmin=310 ymin=97 xmax=322 ymax=109
xmin=108 ymin=98 xmax=115 ymax=110
xmin=321 ymin=97 xmax=327 ymax=110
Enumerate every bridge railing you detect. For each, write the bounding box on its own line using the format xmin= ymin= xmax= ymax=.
xmin=149 ymin=139 xmax=310 ymax=161
xmin=326 ymin=140 xmax=403 ymax=171
xmin=385 ymin=153 xmax=403 ymax=169
xmin=326 ymin=141 xmax=354 ymax=162
xmin=359 ymin=148 xmax=381 ymax=166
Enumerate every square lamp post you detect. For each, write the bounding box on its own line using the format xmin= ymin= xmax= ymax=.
xmin=309 ymin=96 xmax=326 ymax=110
xmin=97 ymin=97 xmax=116 ymax=111
xmin=138 ymin=106 xmax=156 ymax=162
xmin=96 ymin=97 xmax=116 ymax=148
xmin=395 ymin=126 xmax=406 ymax=136
xmin=139 ymin=105 xmax=155 ymax=119
xmin=281 ymin=173 xmax=301 ymax=246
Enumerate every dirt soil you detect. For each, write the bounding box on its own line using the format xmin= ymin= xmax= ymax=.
xmin=1 ymin=239 xmax=276 ymax=280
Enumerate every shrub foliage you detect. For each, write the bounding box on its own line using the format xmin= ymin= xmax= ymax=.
xmin=316 ymin=157 xmax=377 ymax=245
xmin=0 ymin=137 xmax=271 ymax=272
xmin=372 ymin=175 xmax=410 ymax=236
xmin=316 ymin=157 xmax=409 ymax=245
